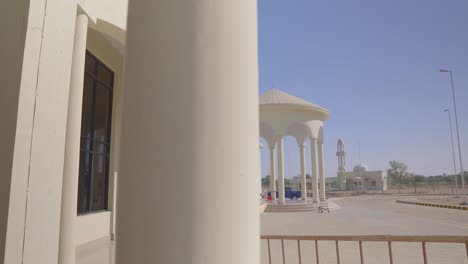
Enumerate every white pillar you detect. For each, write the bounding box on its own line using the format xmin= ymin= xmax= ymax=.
xmin=269 ymin=146 xmax=276 ymax=202
xmin=116 ymin=1 xmax=259 ymax=263
xmin=59 ymin=13 xmax=88 ymax=264
xmin=299 ymin=144 xmax=307 ymax=201
xmin=277 ymin=137 xmax=286 ymax=204
xmin=318 ymin=142 xmax=326 ymax=201
xmin=310 ymin=138 xmax=319 ymax=203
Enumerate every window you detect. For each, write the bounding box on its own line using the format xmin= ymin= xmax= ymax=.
xmin=77 ymin=51 xmax=114 ymax=214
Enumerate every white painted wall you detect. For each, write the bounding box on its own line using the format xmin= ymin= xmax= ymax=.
xmin=4 ymin=1 xmax=76 ymax=263
xmin=80 ymin=0 xmax=128 ymax=30
xmin=2 ymin=0 xmax=126 ymax=262
xmin=339 ymin=171 xmax=388 ymax=191
xmin=80 ymin=0 xmax=128 ymax=46
xmin=76 ymin=212 xmax=112 ymax=245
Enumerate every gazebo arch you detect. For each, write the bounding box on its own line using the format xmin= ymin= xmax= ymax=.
xmin=259 ymin=88 xmax=329 ymax=204
xmin=260 ymin=122 xmax=277 ymax=148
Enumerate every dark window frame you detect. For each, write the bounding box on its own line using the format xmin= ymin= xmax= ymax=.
xmin=77 ymin=51 xmax=114 ymax=215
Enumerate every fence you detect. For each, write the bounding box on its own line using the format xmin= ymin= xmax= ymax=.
xmin=261 ymin=235 xmax=468 ymax=264
xmin=326 ymin=184 xmax=466 ymax=197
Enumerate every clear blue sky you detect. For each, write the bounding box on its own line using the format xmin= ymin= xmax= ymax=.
xmin=258 ymin=0 xmax=468 ymax=178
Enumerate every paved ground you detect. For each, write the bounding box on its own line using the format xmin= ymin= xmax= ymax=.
xmin=77 ymin=196 xmax=468 ymax=264
xmin=261 ymin=196 xmax=468 ymax=264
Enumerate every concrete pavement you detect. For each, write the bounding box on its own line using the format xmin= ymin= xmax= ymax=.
xmin=261 ymin=196 xmax=468 ymax=264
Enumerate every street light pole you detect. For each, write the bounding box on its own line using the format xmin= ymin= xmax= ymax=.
xmin=440 ymin=69 xmax=466 ymax=205
xmin=444 ymin=108 xmax=459 ymax=197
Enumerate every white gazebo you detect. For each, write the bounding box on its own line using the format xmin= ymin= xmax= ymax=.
xmin=260 ymin=88 xmax=329 ymax=204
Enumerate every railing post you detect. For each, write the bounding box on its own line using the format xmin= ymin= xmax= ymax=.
xmin=281 ymin=239 xmax=286 ymax=264
xmin=297 ymin=240 xmax=302 ymax=264
xmin=465 ymin=242 xmax=468 ymax=259
xmin=422 ymin=242 xmax=428 ymax=264
xmin=388 ymin=241 xmax=394 ymax=264
xmin=267 ymin=239 xmax=272 ymax=264
xmin=359 ymin=241 xmax=364 ymax=264
xmin=335 ymin=240 xmax=340 ymax=264
xmin=315 ymin=240 xmax=320 ymax=264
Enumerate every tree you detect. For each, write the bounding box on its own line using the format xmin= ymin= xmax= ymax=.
xmin=261 ymin=175 xmax=271 ymax=188
xmin=414 ymin=175 xmax=425 ymax=183
xmin=285 ymin=178 xmax=291 ymax=187
xmin=387 ymin=160 xmax=409 ymax=193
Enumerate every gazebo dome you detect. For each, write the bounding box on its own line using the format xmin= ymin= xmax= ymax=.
xmin=260 ymin=88 xmax=328 ymax=116
xmin=259 ymin=88 xmax=329 ymax=147
xmin=353 ymin=163 xmax=369 ymax=172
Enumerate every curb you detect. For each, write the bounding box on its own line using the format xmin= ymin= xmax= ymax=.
xmin=328 ymin=193 xmax=459 ymax=200
xmin=396 ymin=200 xmax=468 ymax=211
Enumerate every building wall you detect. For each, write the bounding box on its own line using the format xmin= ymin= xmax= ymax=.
xmin=2 ymin=0 xmax=128 ymax=261
xmin=82 ymin=0 xmax=128 ymax=30
xmin=79 ymin=27 xmax=124 ymax=244
xmin=4 ymin=1 xmax=76 ymax=263
xmin=338 ymin=171 xmax=387 ymax=191
xmin=77 ymin=212 xmax=112 ymax=245
xmin=0 ymin=0 xmax=30 ymax=260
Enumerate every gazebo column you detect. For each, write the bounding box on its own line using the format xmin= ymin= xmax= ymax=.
xmin=299 ymin=143 xmax=307 ymax=201
xmin=277 ymin=137 xmax=286 ymax=204
xmin=116 ymin=1 xmax=260 ymax=263
xmin=310 ymin=138 xmax=319 ymax=203
xmin=59 ymin=13 xmax=88 ymax=264
xmin=318 ymin=141 xmax=326 ymax=201
xmin=269 ymin=145 xmax=276 ymax=202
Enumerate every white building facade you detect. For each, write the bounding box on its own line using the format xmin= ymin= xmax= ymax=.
xmin=3 ymin=1 xmax=260 ymax=263
xmin=336 ymin=140 xmax=387 ymax=191
xmin=338 ymin=166 xmax=388 ymax=191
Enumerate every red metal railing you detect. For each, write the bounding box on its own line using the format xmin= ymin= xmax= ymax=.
xmin=261 ymin=235 xmax=468 ymax=264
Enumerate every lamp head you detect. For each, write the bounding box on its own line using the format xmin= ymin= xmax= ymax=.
xmin=440 ymin=69 xmax=450 ymax=73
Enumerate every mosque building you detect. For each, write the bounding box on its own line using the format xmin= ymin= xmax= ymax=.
xmin=336 ymin=139 xmax=388 ymax=191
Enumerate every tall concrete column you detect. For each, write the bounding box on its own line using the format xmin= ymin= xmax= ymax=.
xmin=299 ymin=144 xmax=307 ymax=201
xmin=277 ymin=137 xmax=286 ymax=204
xmin=310 ymin=138 xmax=319 ymax=203
xmin=116 ymin=1 xmax=259 ymax=263
xmin=318 ymin=142 xmax=326 ymax=201
xmin=59 ymin=13 xmax=88 ymax=264
xmin=269 ymin=146 xmax=276 ymax=202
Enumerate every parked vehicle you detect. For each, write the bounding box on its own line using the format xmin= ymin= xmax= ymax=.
xmin=267 ymin=187 xmax=301 ymax=199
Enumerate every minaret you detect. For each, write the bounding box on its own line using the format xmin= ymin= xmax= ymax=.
xmin=337 ymin=139 xmax=346 ymax=173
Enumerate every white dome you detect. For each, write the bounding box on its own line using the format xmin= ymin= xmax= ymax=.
xmin=353 ymin=163 xmax=368 ymax=172
xmin=259 ymin=88 xmax=329 ymax=114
